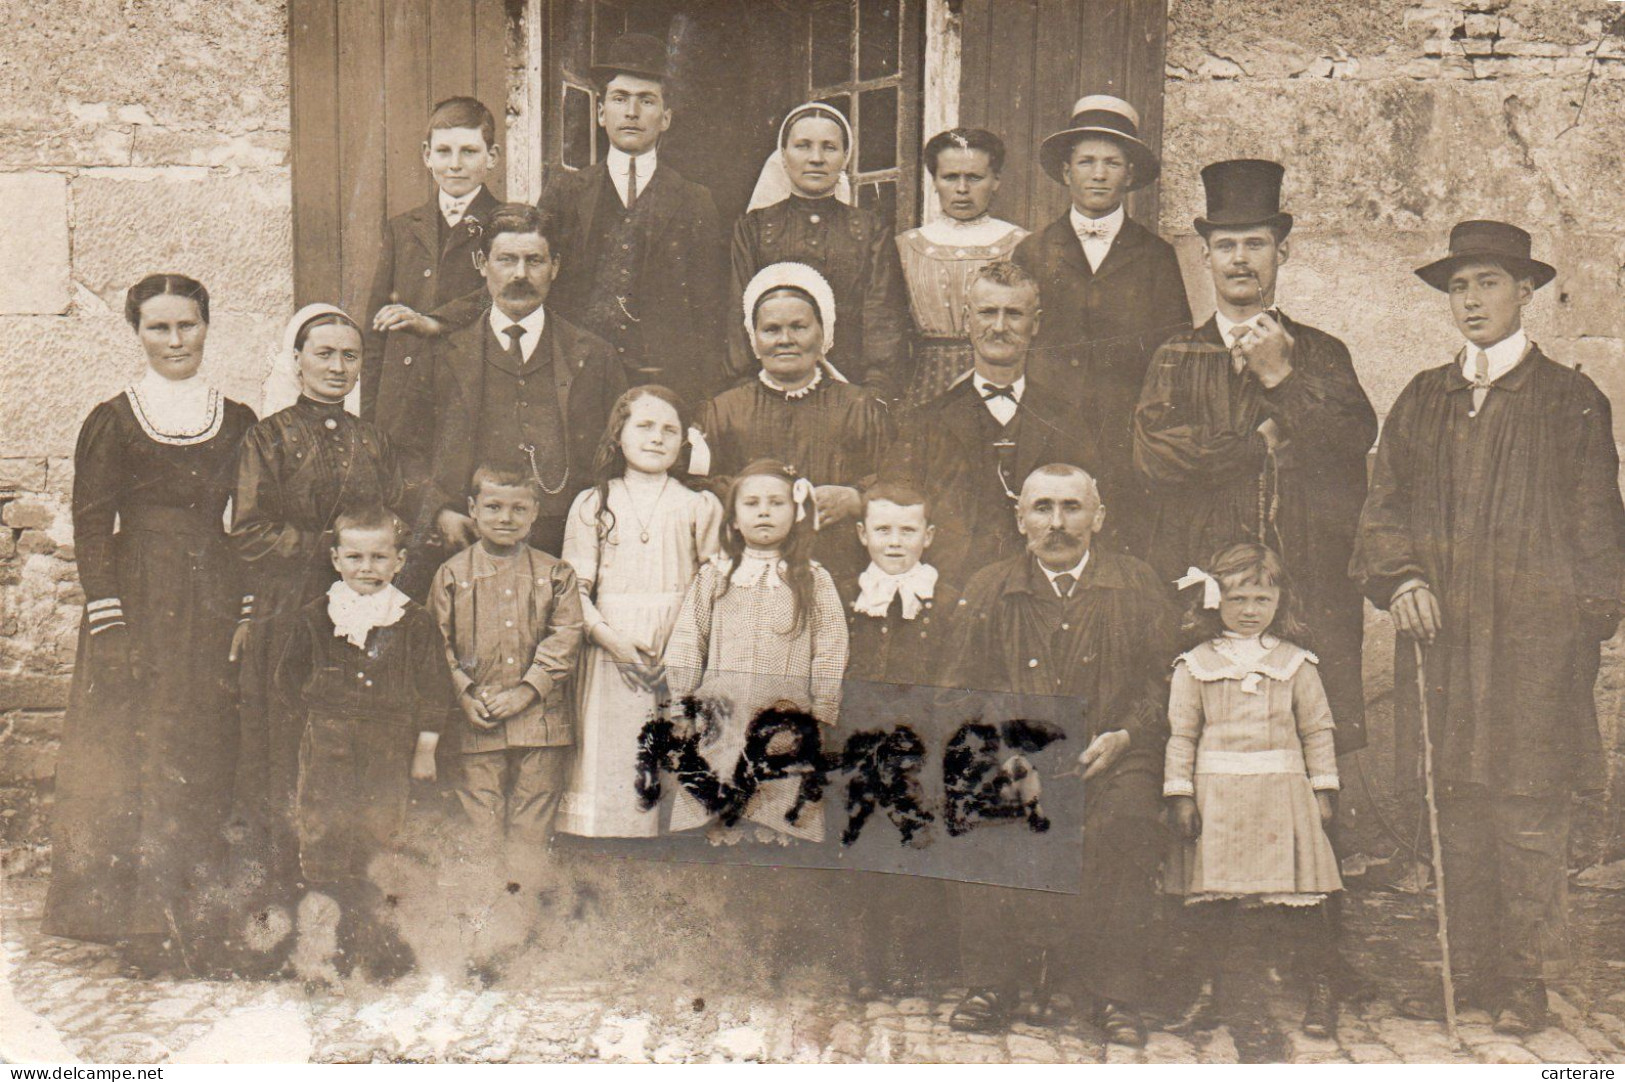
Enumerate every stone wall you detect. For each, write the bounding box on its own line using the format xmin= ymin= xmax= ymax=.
xmin=0 ymin=0 xmax=293 ymax=855
xmin=1160 ymin=0 xmax=1625 ymax=856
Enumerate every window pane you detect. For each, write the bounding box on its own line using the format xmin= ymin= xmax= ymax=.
xmin=816 ymin=92 xmax=853 ymax=134
xmin=858 ymin=0 xmax=901 ymax=81
xmin=810 ymin=0 xmax=853 ymax=89
xmin=563 ymin=84 xmax=595 ymax=170
xmin=857 ymin=85 xmax=897 ymax=172
xmin=858 ymin=179 xmax=897 ymax=230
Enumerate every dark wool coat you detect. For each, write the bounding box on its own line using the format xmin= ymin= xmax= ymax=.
xmin=426 ymin=308 xmax=627 ymax=519
xmin=1134 ymin=314 xmax=1378 ymax=752
xmin=836 ymin=571 xmax=961 ymax=690
xmin=1351 ymin=346 xmax=1625 ymax=797
xmin=886 ymin=374 xmax=1097 ymax=586
xmin=1013 ymin=214 xmax=1192 ymax=548
xmin=946 ymin=550 xmax=1180 ymax=778
xmin=536 ymin=161 xmax=727 ymax=405
xmin=361 ymin=185 xmax=499 ymax=494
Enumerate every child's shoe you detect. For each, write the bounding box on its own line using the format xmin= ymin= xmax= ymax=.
xmin=1169 ymin=976 xmax=1223 ymax=1033
xmin=1301 ymin=974 xmax=1337 ymax=1039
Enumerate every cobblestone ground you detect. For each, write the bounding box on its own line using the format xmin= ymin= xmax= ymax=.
xmin=3 ymin=876 xmax=1623 ymax=1064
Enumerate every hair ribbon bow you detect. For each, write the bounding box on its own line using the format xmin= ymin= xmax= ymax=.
xmin=1175 ymin=567 xmax=1223 ymax=609
xmin=790 ymin=476 xmax=816 ymax=526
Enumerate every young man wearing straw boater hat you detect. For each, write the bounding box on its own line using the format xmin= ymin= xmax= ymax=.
xmin=1351 ymin=220 xmax=1625 ymax=1036
xmin=1132 ymin=159 xmax=1378 ymax=1038
xmin=1013 ymin=95 xmax=1192 ymax=555
xmin=421 ymin=33 xmax=727 ymax=406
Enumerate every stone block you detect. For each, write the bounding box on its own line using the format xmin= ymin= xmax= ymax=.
xmin=72 ymin=169 xmax=293 ymax=316
xmin=2 ymin=500 xmax=54 ymax=529
xmin=0 ymin=174 xmax=70 ymax=315
xmin=0 ymin=673 xmax=71 ymax=711
xmin=16 ymin=530 xmax=57 ymax=556
xmin=0 ymin=459 xmax=48 ymax=493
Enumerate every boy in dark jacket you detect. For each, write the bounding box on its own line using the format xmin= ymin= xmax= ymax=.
xmin=274 ymin=506 xmax=447 ymax=984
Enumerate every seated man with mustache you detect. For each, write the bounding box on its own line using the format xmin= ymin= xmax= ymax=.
xmin=945 ymin=463 xmax=1178 ymax=1045
xmin=424 ymin=202 xmax=628 ymax=558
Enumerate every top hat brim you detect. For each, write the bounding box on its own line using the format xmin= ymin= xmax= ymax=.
xmin=1039 ymin=127 xmax=1160 ymax=190
xmin=590 ymin=60 xmax=669 ymax=84
xmin=1195 ymin=212 xmax=1295 ymax=238
xmin=1414 ymin=253 xmax=1556 ymax=292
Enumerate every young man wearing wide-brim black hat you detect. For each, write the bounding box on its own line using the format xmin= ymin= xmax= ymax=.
xmin=1013 ymin=95 xmax=1192 ymax=557
xmin=1132 ymin=158 xmax=1379 ymax=1040
xmin=428 ymin=32 xmax=728 ymax=408
xmin=1352 ymin=220 xmax=1625 ymax=1037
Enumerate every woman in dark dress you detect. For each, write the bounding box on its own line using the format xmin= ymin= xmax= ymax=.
xmin=727 ymin=102 xmax=910 ymax=399
xmin=44 ymin=274 xmax=257 ymax=975
xmin=697 ymin=261 xmax=891 ymax=579
xmin=228 ymin=304 xmax=405 ymax=912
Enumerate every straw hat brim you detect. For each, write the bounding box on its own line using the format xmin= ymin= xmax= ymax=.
xmin=1413 ymin=253 xmax=1556 ymax=292
xmin=1039 ymin=127 xmax=1160 ymax=190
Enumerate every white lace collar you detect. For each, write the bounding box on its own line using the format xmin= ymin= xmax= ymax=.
xmin=327 ymin=580 xmax=409 ymax=649
xmin=759 ymin=366 xmax=823 ymax=400
xmin=1179 ymin=634 xmax=1316 ymax=694
xmin=728 ymin=547 xmax=787 ymax=590
xmin=854 ymin=561 xmax=938 ymax=620
xmin=126 ymin=369 xmax=222 ymax=445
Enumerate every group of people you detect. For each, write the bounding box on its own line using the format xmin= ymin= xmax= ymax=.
xmin=41 ymin=30 xmax=1624 ymax=1054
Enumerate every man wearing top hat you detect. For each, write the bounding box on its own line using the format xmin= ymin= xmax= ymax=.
xmin=1013 ymin=95 xmax=1192 ymax=553
xmin=425 ymin=33 xmax=727 ymax=405
xmin=1133 ymin=160 xmax=1378 ymax=1034
xmin=1351 ymin=221 xmax=1625 ymax=1035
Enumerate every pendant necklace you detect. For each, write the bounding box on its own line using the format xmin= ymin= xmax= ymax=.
xmin=621 ymin=475 xmax=670 ymax=544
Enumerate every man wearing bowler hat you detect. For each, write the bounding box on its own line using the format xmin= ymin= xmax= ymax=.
xmin=1352 ymin=220 xmax=1625 ymax=1035
xmin=1014 ymin=95 xmax=1192 ymax=554
xmin=1133 ymin=160 xmax=1378 ymax=1034
xmin=426 ymin=33 xmax=727 ymax=403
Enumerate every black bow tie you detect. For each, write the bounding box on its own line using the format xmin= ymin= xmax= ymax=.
xmin=981 ymin=384 xmax=1018 ymax=402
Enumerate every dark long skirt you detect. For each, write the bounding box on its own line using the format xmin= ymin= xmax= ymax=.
xmin=43 ymin=516 xmax=241 ymax=944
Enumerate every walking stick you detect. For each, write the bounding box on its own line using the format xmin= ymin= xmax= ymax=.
xmin=1413 ymin=640 xmax=1460 ymax=1043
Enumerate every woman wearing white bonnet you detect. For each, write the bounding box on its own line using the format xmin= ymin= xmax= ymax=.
xmin=726 ymin=101 xmax=910 ymax=400
xmin=231 ymin=303 xmax=405 ymax=624
xmin=694 ymin=261 xmax=891 ymax=577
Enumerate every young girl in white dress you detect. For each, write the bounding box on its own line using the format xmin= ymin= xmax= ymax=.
xmin=663 ymin=458 xmax=849 ymax=843
xmin=1164 ymin=542 xmax=1343 ymax=1039
xmin=558 ymin=386 xmax=723 ymax=837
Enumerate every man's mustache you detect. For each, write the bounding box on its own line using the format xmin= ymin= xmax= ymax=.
xmin=502 ymin=282 xmax=539 ymax=296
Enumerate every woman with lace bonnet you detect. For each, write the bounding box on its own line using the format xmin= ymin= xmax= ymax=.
xmin=726 ymin=101 xmax=910 ymax=399
xmin=694 ymin=261 xmax=891 ymax=578
xmin=43 ymin=274 xmax=257 ymax=975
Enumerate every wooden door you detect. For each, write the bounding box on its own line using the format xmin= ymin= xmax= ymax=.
xmin=957 ymin=0 xmax=1169 ymax=232
xmin=289 ymin=0 xmax=509 ymax=311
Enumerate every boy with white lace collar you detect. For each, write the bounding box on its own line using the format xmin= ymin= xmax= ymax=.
xmin=842 ymin=482 xmax=956 ymax=690
xmin=272 ymin=506 xmax=446 ymax=984
xmin=839 ymin=482 xmax=958 ymax=997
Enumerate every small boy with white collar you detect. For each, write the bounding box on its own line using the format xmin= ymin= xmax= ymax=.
xmin=273 ymin=505 xmax=447 ymax=983
xmin=842 ymin=482 xmax=957 ymax=689
xmin=839 ymin=481 xmax=958 ymax=995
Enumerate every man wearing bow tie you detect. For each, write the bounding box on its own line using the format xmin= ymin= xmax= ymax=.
xmin=1014 ymin=96 xmax=1192 ymax=554
xmin=887 ymin=261 xmax=1097 ymax=585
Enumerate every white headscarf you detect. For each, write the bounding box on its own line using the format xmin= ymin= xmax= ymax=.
xmin=262 ymin=302 xmax=362 ymax=417
xmin=741 ymin=262 xmax=847 ymax=384
xmin=746 ymin=102 xmax=857 ymax=213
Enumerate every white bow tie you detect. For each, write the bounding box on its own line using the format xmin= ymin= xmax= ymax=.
xmin=1077 ymin=221 xmax=1112 ymax=239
